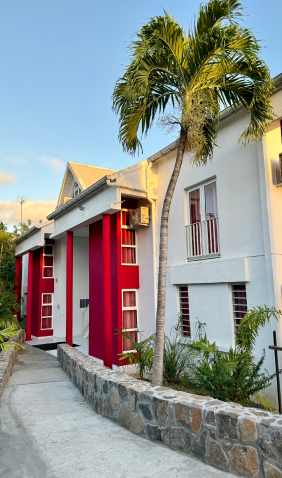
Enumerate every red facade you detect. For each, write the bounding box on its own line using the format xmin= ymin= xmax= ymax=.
xmin=25 ymin=239 xmax=55 ymax=339
xmin=89 ymin=211 xmax=139 ymax=366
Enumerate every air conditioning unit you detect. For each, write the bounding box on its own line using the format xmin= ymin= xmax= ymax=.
xmin=129 ymin=207 xmax=150 ymax=227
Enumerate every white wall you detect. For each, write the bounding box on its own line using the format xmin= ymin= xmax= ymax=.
xmin=53 ymin=235 xmax=89 ymax=338
xmin=73 ymin=237 xmax=89 ymax=336
xmin=151 ymin=107 xmax=280 ymax=403
xmin=53 ymin=237 xmax=66 ymax=338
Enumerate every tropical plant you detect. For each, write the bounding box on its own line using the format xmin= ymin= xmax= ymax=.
xmin=191 ymin=349 xmax=276 ymax=410
xmin=187 ymin=306 xmax=281 ymax=410
xmin=0 ymin=281 xmax=20 ymax=329
xmin=0 ymin=323 xmax=23 ymax=353
xmin=112 ymin=1 xmax=274 ymax=385
xmin=117 ymin=329 xmax=155 ymax=379
xmin=163 ymin=334 xmax=195 ymax=384
xmin=236 ymin=305 xmax=280 ymax=354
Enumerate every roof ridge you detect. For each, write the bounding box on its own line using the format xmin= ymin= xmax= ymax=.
xmin=69 ymin=161 xmax=116 ymax=171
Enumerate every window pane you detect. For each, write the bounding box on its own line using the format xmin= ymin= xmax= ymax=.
xmin=205 ymin=182 xmax=218 ymax=220
xmin=123 ymin=291 xmax=136 ymax=308
xmin=42 ymin=317 xmax=52 ymax=329
xmin=42 ymin=305 xmax=52 ymax=316
xmin=122 ymin=211 xmax=130 ymax=226
xmin=122 ymin=229 xmax=135 ymax=246
xmin=44 ymin=256 xmax=53 ymax=267
xmin=179 ymin=286 xmax=190 ymax=337
xmin=43 ymin=267 xmax=53 ymax=278
xmin=42 ymin=294 xmax=52 ymax=304
xmin=80 ymin=299 xmax=86 ymax=308
xmin=123 ymin=331 xmax=137 ymax=351
xmin=44 ymin=245 xmax=53 ymax=255
xmin=232 ymin=285 xmax=247 ymax=332
xmin=189 ymin=189 xmax=201 ymax=224
xmin=123 ymin=310 xmax=137 ymax=329
xmin=122 ymin=247 xmax=136 ymax=264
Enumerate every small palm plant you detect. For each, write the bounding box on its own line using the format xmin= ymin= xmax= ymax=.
xmin=117 ymin=329 xmax=155 ymax=380
xmin=112 ymin=0 xmax=274 ymax=385
xmin=187 ymin=306 xmax=281 ymax=411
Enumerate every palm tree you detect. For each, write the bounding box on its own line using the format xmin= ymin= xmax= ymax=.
xmin=112 ymin=0 xmax=274 ymax=386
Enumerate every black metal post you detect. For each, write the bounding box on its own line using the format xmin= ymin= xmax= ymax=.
xmin=273 ymin=331 xmax=282 ymax=414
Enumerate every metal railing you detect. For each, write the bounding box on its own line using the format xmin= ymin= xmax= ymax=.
xmin=186 ymin=216 xmax=220 ymax=260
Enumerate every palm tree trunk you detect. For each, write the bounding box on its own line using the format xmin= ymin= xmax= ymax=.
xmin=152 ymin=128 xmax=187 ymax=386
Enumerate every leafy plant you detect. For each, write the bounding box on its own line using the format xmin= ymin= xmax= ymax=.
xmin=117 ymin=329 xmax=155 ymax=380
xmin=163 ymin=334 xmax=195 ymax=384
xmin=0 ymin=281 xmax=20 ymax=329
xmin=0 ymin=323 xmax=23 ymax=353
xmin=187 ymin=306 xmax=281 ymax=410
xmin=236 ymin=305 xmax=280 ymax=354
xmin=191 ymin=350 xmax=276 ymax=409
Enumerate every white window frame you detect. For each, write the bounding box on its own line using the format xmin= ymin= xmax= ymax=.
xmin=177 ymin=285 xmax=191 ymax=339
xmin=185 ymin=176 xmax=220 ymax=261
xmin=72 ymin=182 xmax=81 ymax=198
xmin=41 ymin=293 xmax=53 ymax=330
xmin=121 ymin=209 xmax=137 ymax=266
xmin=185 ymin=176 xmax=218 ymax=226
xmin=122 ymin=289 xmax=138 ymax=352
xmin=231 ymin=283 xmax=247 ymax=338
xmin=43 ymin=244 xmax=54 ymax=279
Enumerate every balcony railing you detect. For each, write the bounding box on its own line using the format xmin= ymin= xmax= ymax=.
xmin=185 ymin=216 xmax=220 ymax=260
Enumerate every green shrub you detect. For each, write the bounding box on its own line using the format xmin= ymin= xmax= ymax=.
xmin=191 ymin=348 xmax=276 ymax=409
xmin=187 ymin=305 xmax=281 ymax=411
xmin=163 ymin=334 xmax=195 ymax=384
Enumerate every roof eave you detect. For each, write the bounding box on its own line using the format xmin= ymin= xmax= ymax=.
xmin=47 ymin=175 xmax=108 ymax=220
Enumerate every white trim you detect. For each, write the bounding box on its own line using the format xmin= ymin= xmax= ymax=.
xmin=177 ymin=285 xmax=191 ymax=338
xmin=121 ymin=209 xmax=137 ymax=265
xmin=41 ymin=293 xmax=53 ymax=330
xmin=122 ymin=289 xmax=138 ymax=353
xmin=42 ymin=244 xmax=54 ymax=279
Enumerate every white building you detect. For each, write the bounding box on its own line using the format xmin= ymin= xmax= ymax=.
xmin=15 ymin=72 xmax=282 ymax=405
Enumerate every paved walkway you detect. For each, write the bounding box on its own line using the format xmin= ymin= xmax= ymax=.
xmin=0 ymin=345 xmax=237 ymax=478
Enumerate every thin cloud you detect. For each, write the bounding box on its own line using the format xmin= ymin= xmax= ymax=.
xmin=0 ymin=171 xmax=17 ymax=185
xmin=0 ymin=199 xmax=57 ymax=229
xmin=40 ymin=156 xmax=65 ymax=172
xmin=1 ymin=155 xmax=30 ymax=166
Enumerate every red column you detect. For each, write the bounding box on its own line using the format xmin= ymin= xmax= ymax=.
xmin=103 ymin=215 xmax=112 ymax=368
xmin=66 ymin=231 xmax=73 ymax=346
xmin=26 ymin=251 xmax=33 ymax=341
xmin=14 ymin=256 xmax=22 ymax=320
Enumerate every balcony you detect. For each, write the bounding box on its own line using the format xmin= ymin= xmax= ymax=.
xmin=185 ymin=217 xmax=220 ymax=261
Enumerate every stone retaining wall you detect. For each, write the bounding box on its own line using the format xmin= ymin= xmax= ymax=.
xmin=0 ymin=330 xmax=25 ymax=396
xmin=58 ymin=344 xmax=282 ymax=478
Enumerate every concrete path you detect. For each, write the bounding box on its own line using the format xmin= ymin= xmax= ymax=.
xmin=0 ymin=345 xmax=237 ymax=478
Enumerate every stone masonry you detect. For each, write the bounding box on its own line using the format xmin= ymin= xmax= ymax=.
xmin=0 ymin=329 xmax=25 ymax=396
xmin=58 ymin=344 xmax=282 ymax=478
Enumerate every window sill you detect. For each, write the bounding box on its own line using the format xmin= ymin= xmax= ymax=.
xmin=187 ymin=253 xmax=220 ymax=262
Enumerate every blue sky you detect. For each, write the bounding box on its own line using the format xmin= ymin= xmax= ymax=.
xmin=0 ymin=0 xmax=281 ymax=229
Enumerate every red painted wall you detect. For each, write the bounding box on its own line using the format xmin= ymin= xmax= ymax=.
xmin=89 ymin=212 xmax=139 ymax=366
xmin=31 ymin=249 xmax=41 ymax=336
xmin=29 ymin=242 xmax=54 ymax=338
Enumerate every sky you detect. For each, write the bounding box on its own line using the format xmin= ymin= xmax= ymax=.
xmin=0 ymin=0 xmax=281 ymax=230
